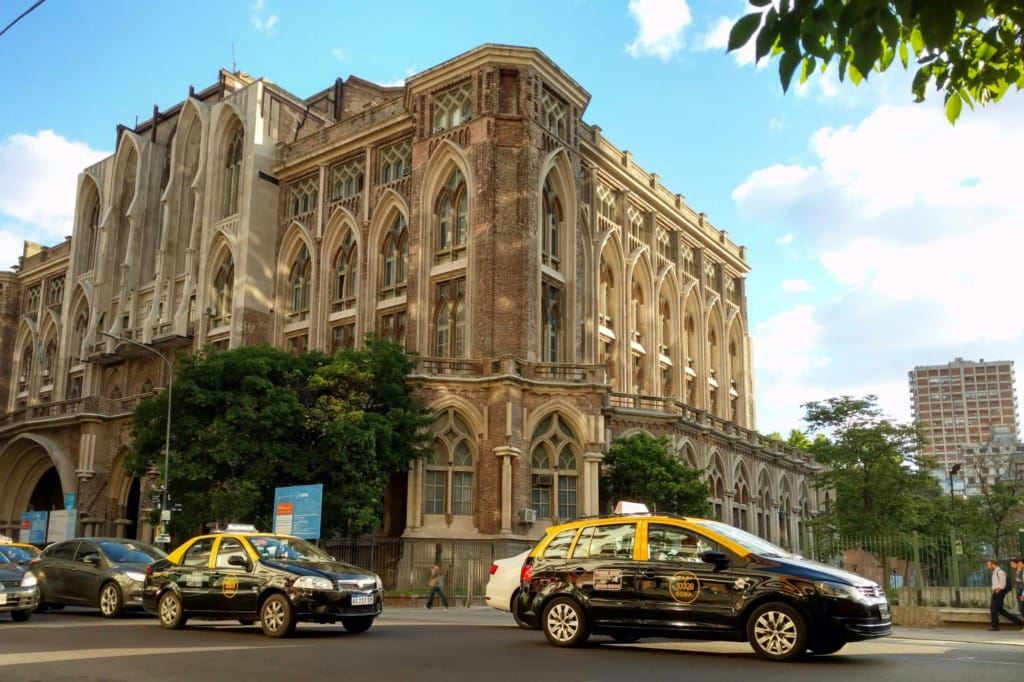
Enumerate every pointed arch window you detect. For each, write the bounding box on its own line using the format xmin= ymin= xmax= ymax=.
xmin=42 ymin=339 xmax=56 ymax=383
xmin=541 ymin=280 xmax=562 ymax=363
xmin=84 ymin=195 xmax=100 ymax=273
xmin=289 ymin=245 xmax=312 ymax=319
xmin=222 ymin=126 xmax=243 ymax=218
xmin=530 ymin=414 xmax=580 ymax=521
xmin=599 ymin=262 xmax=614 ymax=328
xmin=424 ymin=409 xmax=475 ymax=517
xmin=380 ymin=214 xmax=408 ymax=299
xmin=19 ymin=345 xmax=33 ymax=390
xmin=212 ymin=252 xmax=234 ymax=326
xmin=432 ymin=82 xmax=473 ymax=133
xmin=542 ymin=177 xmax=561 ymax=271
xmin=333 ymin=230 xmax=358 ymax=312
xmin=72 ymin=310 xmax=89 ymax=363
xmin=434 ymin=169 xmax=467 ymax=264
xmin=433 ymin=277 xmax=466 ymax=357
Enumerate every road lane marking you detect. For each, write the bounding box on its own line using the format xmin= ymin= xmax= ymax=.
xmin=0 ymin=645 xmax=307 ymax=667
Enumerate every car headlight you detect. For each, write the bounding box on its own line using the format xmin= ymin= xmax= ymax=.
xmin=21 ymin=572 xmax=37 ymax=587
xmin=814 ymin=580 xmax=865 ymax=601
xmin=374 ymin=574 xmax=383 ymax=590
xmin=124 ymin=571 xmax=146 ymax=582
xmin=293 ymin=576 xmax=334 ymax=591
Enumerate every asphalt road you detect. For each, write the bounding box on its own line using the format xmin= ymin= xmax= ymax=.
xmin=3 ymin=607 xmax=1023 ymax=682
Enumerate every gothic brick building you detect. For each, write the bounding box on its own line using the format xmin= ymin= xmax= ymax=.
xmin=0 ymin=45 xmax=822 ymax=549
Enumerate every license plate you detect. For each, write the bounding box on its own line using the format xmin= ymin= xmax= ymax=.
xmin=878 ymin=603 xmax=889 ymax=618
xmin=0 ymin=593 xmax=7 ymax=605
xmin=351 ymin=593 xmax=373 ymax=606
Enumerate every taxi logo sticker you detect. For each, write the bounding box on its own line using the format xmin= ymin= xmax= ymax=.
xmin=669 ymin=571 xmax=700 ymax=604
xmin=593 ymin=569 xmax=622 ymax=591
xmin=222 ymin=575 xmax=239 ymax=598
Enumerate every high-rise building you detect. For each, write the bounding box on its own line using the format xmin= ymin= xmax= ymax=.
xmin=0 ymin=45 xmax=823 ymax=552
xmin=908 ymin=358 xmax=1019 ymax=489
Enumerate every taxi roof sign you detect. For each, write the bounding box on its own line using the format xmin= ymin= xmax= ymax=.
xmin=222 ymin=523 xmax=260 ymax=533
xmin=614 ymin=501 xmax=650 ymax=515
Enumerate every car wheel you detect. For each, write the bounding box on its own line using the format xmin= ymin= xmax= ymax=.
xmin=542 ymin=597 xmax=590 ymax=648
xmin=747 ymin=602 xmax=808 ymax=662
xmin=11 ymin=609 xmax=31 ymax=622
xmin=33 ymin=583 xmax=48 ymax=613
xmin=98 ymin=582 xmax=124 ymax=618
xmin=260 ymin=594 xmax=296 ymax=638
xmin=158 ymin=591 xmax=187 ymax=630
xmin=341 ymin=616 xmax=374 ymax=633
xmin=510 ymin=590 xmax=537 ymax=630
xmin=808 ymin=634 xmax=845 ymax=655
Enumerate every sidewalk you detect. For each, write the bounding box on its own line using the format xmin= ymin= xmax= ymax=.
xmin=380 ymin=606 xmax=1024 ymax=646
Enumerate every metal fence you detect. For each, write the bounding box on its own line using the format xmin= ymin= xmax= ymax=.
xmin=322 ymin=537 xmax=534 ymax=602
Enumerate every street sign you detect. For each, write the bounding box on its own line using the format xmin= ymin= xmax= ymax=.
xmin=64 ymin=493 xmax=76 ymax=510
xmin=273 ymin=484 xmax=323 ymax=539
xmin=160 ymin=510 xmax=172 ymax=521
xmin=155 ymin=534 xmax=170 ymax=544
xmin=19 ymin=511 xmax=47 ymax=544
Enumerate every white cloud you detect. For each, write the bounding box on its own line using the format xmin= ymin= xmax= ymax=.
xmin=0 ymin=130 xmax=107 ymax=269
xmin=697 ymin=14 xmax=762 ymax=68
xmin=777 ymin=233 xmax=793 ymax=245
xmin=781 ymin=279 xmax=812 ymax=293
xmin=626 ymin=0 xmax=692 ymax=61
xmin=250 ymin=0 xmax=279 ymax=35
xmin=331 ymin=48 xmax=344 ymax=61
xmin=738 ymin=93 xmax=1024 ymax=433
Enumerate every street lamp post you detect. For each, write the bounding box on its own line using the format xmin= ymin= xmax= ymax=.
xmin=948 ymin=462 xmax=963 ymax=604
xmin=100 ymin=331 xmax=172 ymax=546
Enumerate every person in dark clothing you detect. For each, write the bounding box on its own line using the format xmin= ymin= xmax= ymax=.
xmin=986 ymin=559 xmax=1022 ymax=631
xmin=1012 ymin=558 xmax=1024 ymax=624
xmin=425 ymin=562 xmax=449 ymax=610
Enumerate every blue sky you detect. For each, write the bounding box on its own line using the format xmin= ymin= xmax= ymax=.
xmin=2 ymin=0 xmax=1022 ymax=436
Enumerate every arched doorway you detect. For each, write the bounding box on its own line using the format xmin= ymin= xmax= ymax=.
xmin=0 ymin=436 xmax=73 ymax=538
xmin=28 ymin=467 xmax=64 ymax=512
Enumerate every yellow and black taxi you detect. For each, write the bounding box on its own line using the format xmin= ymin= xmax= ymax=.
xmin=0 ymin=541 xmax=41 ymax=566
xmin=143 ymin=528 xmax=383 ymax=638
xmin=515 ymin=504 xmax=891 ymax=661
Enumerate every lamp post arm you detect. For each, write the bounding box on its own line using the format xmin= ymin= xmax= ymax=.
xmin=98 ymin=331 xmax=173 ymax=543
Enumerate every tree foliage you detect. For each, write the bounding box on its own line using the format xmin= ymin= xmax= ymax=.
xmin=600 ymin=433 xmax=711 ymax=517
xmin=728 ymin=1 xmax=1024 ymax=122
xmin=127 ymin=340 xmax=431 ymax=540
xmin=956 ymin=452 xmax=1024 ymax=556
xmin=801 ymin=395 xmax=947 ymax=536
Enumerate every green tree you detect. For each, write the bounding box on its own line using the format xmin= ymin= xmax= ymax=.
xmin=128 ymin=340 xmax=431 ymax=540
xmin=728 ymin=1 xmax=1024 ymax=122
xmin=600 ymin=433 xmax=711 ymax=517
xmin=801 ymin=395 xmax=946 ymax=536
xmin=956 ymin=451 xmax=1024 ymax=557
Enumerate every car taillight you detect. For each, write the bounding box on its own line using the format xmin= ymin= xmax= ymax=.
xmin=145 ymin=564 xmax=154 ymax=576
xmin=489 ymin=563 xmax=498 ymax=575
xmin=520 ymin=563 xmax=532 ymax=583
xmin=28 ymin=557 xmax=39 ymax=566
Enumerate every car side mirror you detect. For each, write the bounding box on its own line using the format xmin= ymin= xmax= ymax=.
xmin=701 ymin=551 xmax=730 ymax=571
xmin=82 ymin=554 xmax=101 ymax=566
xmin=228 ymin=554 xmax=251 ymax=570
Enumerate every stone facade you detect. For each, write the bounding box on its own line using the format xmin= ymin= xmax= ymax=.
xmin=0 ymin=45 xmax=822 ymax=549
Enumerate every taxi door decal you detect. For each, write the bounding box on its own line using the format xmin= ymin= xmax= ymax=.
xmin=593 ymin=569 xmax=622 ymax=591
xmin=669 ymin=571 xmax=701 ymax=604
xmin=222 ymin=575 xmax=239 ymax=598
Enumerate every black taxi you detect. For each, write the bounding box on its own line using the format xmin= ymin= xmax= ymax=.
xmin=143 ymin=529 xmax=382 ymax=637
xmin=515 ymin=505 xmax=891 ymax=661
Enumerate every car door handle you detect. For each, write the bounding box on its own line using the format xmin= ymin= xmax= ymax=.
xmin=573 ymin=567 xmax=585 ymax=575
xmin=642 ymin=571 xmax=657 ymax=579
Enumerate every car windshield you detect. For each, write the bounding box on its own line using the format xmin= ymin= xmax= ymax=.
xmin=0 ymin=546 xmax=35 ymax=564
xmin=691 ymin=520 xmax=800 ymax=558
xmin=246 ymin=535 xmax=332 ymax=562
xmin=98 ymin=541 xmax=167 ymax=563
xmin=0 ymin=551 xmax=10 ymax=565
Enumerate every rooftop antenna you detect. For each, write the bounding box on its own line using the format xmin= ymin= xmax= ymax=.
xmin=232 ymin=42 xmax=236 ymax=73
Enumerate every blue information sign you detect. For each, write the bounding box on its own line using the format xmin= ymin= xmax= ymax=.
xmin=273 ymin=484 xmax=323 ymax=539
xmin=19 ymin=511 xmax=48 ymax=544
xmin=64 ymin=493 xmax=77 ymax=510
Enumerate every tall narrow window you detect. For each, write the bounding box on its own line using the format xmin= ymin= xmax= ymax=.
xmin=531 ymin=448 xmax=552 ymax=519
xmin=333 ymin=230 xmax=358 ymax=311
xmin=424 ymin=408 xmax=475 ymax=517
xmin=19 ymin=345 xmax=33 ymax=390
xmin=223 ymin=126 xmax=243 ymax=218
xmin=212 ymin=252 xmax=234 ymax=326
xmin=541 ymin=281 xmax=562 ymax=362
xmin=434 ymin=169 xmax=467 ymax=264
xmin=84 ymin=194 xmax=100 ymax=273
xmin=72 ymin=310 xmax=88 ymax=362
xmin=557 ymin=449 xmax=578 ymax=520
xmin=42 ymin=340 xmax=56 ymax=382
xmin=289 ymin=246 xmax=311 ymax=318
xmin=380 ymin=215 xmax=408 ymax=299
xmin=433 ymin=277 xmax=466 ymax=357
xmin=599 ymin=262 xmax=614 ymax=328
xmin=541 ymin=178 xmax=561 ymax=271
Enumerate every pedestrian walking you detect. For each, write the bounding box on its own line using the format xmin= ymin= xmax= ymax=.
xmin=1012 ymin=558 xmax=1024 ymax=625
xmin=986 ymin=558 xmax=1022 ymax=631
xmin=426 ymin=562 xmax=449 ymax=610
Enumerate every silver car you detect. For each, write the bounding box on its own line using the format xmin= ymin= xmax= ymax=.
xmin=0 ymin=550 xmax=38 ymax=621
xmin=32 ymin=538 xmax=166 ymax=617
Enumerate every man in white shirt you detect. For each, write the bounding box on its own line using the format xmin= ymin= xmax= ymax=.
xmin=987 ymin=559 xmax=1023 ymax=631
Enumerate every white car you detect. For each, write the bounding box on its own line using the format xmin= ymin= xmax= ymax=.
xmin=484 ymin=550 xmax=533 ymax=628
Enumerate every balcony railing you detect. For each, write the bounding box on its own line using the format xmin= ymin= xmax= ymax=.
xmin=0 ymin=393 xmax=155 ymax=431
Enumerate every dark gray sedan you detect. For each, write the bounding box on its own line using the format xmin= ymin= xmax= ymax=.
xmin=32 ymin=538 xmax=166 ymax=617
xmin=1 ymin=551 xmax=38 ymax=621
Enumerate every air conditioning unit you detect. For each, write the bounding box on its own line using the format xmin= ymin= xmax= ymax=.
xmin=532 ymin=474 xmax=553 ymax=487
xmin=520 ymin=508 xmax=538 ymax=524
xmin=42 ymin=369 xmax=50 ymax=378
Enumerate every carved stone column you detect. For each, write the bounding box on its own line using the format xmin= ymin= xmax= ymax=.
xmin=493 ymin=446 xmax=521 ymax=534
xmin=583 ymin=451 xmax=604 ymax=516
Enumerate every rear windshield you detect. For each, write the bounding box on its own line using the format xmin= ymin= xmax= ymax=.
xmin=99 ymin=541 xmax=167 ymax=563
